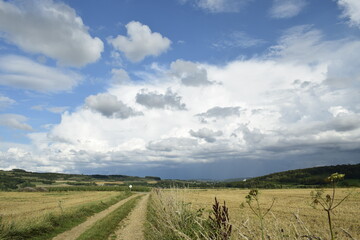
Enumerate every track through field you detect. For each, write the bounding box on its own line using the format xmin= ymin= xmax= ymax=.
xmin=109 ymin=193 xmax=149 ymax=240
xmin=52 ymin=194 xmax=140 ymax=240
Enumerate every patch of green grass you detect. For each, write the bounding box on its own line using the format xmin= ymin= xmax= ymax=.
xmin=76 ymin=195 xmax=141 ymax=240
xmin=0 ymin=192 xmax=132 ymax=240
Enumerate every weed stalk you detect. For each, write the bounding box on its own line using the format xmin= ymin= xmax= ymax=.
xmin=245 ymin=189 xmax=275 ymax=240
xmin=310 ymin=173 xmax=350 ymax=240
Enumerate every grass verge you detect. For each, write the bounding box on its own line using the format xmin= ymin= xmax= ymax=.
xmin=0 ymin=192 xmax=132 ymax=240
xmin=76 ymin=195 xmax=141 ymax=240
xmin=144 ymin=189 xmax=207 ymax=240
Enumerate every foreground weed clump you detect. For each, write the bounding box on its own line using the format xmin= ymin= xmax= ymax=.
xmin=146 ymin=175 xmax=357 ymax=240
xmin=311 ymin=173 xmax=351 ymax=240
xmin=208 ymin=197 xmax=232 ymax=240
xmin=244 ymin=189 xmax=275 ymax=240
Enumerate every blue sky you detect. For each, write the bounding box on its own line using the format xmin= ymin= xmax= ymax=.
xmin=1 ymin=0 xmax=360 ymax=179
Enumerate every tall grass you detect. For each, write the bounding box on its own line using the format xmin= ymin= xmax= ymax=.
xmin=0 ymin=192 xmax=131 ymax=240
xmin=144 ymin=186 xmax=356 ymax=240
xmin=145 ymin=188 xmax=208 ymax=240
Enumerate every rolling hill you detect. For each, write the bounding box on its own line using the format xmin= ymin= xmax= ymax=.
xmin=219 ymin=163 xmax=360 ymax=188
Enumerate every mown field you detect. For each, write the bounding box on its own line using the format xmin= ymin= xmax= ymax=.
xmin=0 ymin=191 xmax=131 ymax=239
xmin=146 ymin=188 xmax=360 ymax=240
xmin=0 ymin=191 xmax=120 ymax=221
xmin=1 ymin=187 xmax=359 ymax=239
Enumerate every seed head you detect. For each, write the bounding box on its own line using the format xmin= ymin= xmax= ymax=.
xmin=327 ymin=173 xmax=345 ymax=182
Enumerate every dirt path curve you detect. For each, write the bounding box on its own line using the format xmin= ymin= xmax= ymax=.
xmin=52 ymin=194 xmax=141 ymax=240
xmin=110 ymin=193 xmax=149 ymax=240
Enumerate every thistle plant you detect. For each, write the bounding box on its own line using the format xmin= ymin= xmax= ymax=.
xmin=310 ymin=173 xmax=350 ymax=240
xmin=208 ymin=197 xmax=232 ymax=240
xmin=245 ymin=189 xmax=275 ymax=240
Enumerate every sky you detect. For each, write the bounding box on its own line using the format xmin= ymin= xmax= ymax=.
xmin=0 ymin=0 xmax=360 ymax=180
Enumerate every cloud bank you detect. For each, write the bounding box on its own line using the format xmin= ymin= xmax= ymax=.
xmin=1 ymin=22 xmax=360 ymax=178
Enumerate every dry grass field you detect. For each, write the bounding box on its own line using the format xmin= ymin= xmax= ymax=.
xmin=0 ymin=191 xmax=123 ymax=230
xmin=158 ymin=188 xmax=360 ymax=239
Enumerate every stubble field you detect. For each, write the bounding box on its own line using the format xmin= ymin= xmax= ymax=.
xmin=0 ymin=191 xmax=129 ymax=239
xmin=0 ymin=191 xmax=121 ymax=223
xmin=147 ymin=188 xmax=360 ymax=240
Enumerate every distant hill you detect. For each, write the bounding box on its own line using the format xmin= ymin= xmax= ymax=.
xmin=217 ymin=163 xmax=360 ymax=188
xmin=0 ymin=169 xmax=161 ymax=191
xmin=1 ymin=163 xmax=359 ymax=191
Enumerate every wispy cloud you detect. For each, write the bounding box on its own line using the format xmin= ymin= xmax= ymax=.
xmin=0 ymin=55 xmax=82 ymax=92
xmin=179 ymin=0 xmax=251 ymax=13
xmin=213 ymin=31 xmax=266 ymax=49
xmin=269 ymin=0 xmax=307 ymax=19
xmin=31 ymin=105 xmax=69 ymax=114
xmin=0 ymin=114 xmax=33 ymax=131
xmin=0 ymin=95 xmax=15 ymax=110
xmin=337 ymin=0 xmax=360 ymax=28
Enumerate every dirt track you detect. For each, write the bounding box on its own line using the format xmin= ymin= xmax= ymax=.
xmin=52 ymin=194 xmax=140 ymax=240
xmin=110 ymin=193 xmax=149 ymax=240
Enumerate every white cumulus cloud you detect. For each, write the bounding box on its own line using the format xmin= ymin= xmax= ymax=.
xmin=108 ymin=21 xmax=171 ymax=63
xmin=190 ymin=128 xmax=223 ymax=143
xmin=110 ymin=68 xmax=131 ymax=85
xmin=171 ymin=59 xmax=213 ymax=86
xmin=0 ymin=0 xmax=103 ymax=67
xmin=136 ymin=88 xmax=187 ymax=110
xmin=85 ymin=93 xmax=142 ymax=119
